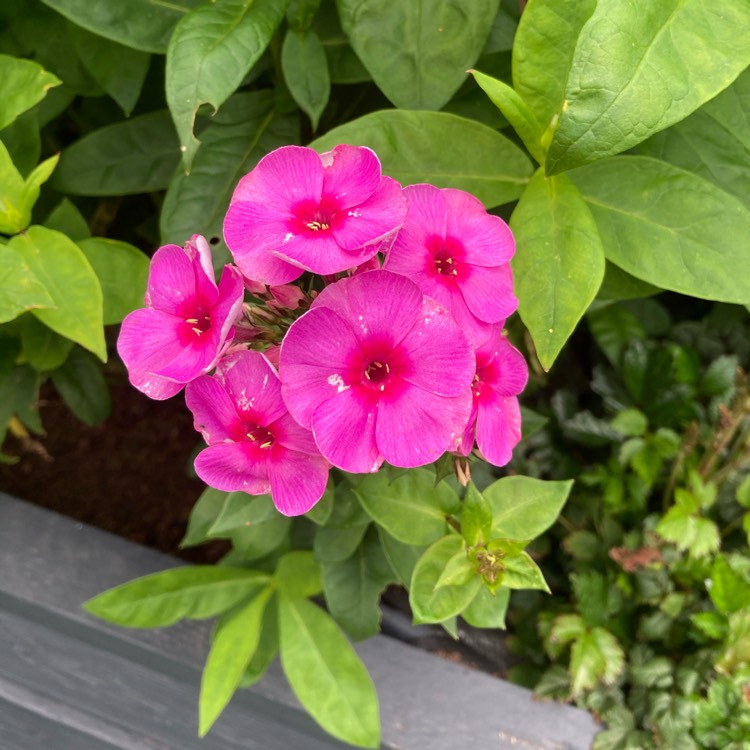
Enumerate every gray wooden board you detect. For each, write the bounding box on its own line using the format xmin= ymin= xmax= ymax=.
xmin=0 ymin=493 xmax=601 ymax=749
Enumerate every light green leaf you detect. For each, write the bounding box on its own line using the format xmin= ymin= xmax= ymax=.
xmin=9 ymin=226 xmax=105 ymax=361
xmin=546 ymin=0 xmax=750 ymax=174
xmin=275 ymin=551 xmax=323 ymax=599
xmin=462 ymin=585 xmax=509 ymax=629
xmin=0 ymin=244 xmax=54 ymax=324
xmin=709 ymin=557 xmax=750 ymax=616
xmin=611 ymin=408 xmax=648 ymax=438
xmin=84 ymin=566 xmax=270 ymax=628
xmin=510 ymin=168 xmax=604 ymax=370
xmin=409 ymin=534 xmax=480 ymax=624
xmin=470 ymin=70 xmax=545 ymax=164
xmin=714 ymin=610 xmax=750 ymax=675
xmin=501 ymin=551 xmax=550 ymax=592
xmin=571 ymin=156 xmax=750 ymax=304
xmin=71 ymin=26 xmax=150 ymax=116
xmin=656 ymin=506 xmax=720 ymax=558
xmin=434 ymin=547 xmax=475 ymax=590
xmin=1 ymin=110 xmax=42 ymax=179
xmin=50 ymin=346 xmax=110 ymax=425
xmin=166 ymin=0 xmax=287 ymax=171
xmin=44 ymin=198 xmax=91 ymax=241
xmin=636 ymin=69 xmax=750 ymax=211
xmin=279 ymin=595 xmax=380 ymax=748
xmin=484 ymin=475 xmax=573 ymax=540
xmin=77 ymin=238 xmax=149 ymax=325
xmin=282 ymin=29 xmax=330 ymax=131
xmin=161 ymin=91 xmax=299 ymax=255
xmin=309 ymin=109 xmax=533 ymax=208
xmin=20 ymin=315 xmax=74 ymax=372
xmin=512 ymin=0 xmax=596 ymax=135
xmin=181 ymin=487 xmax=229 ymax=548
xmin=51 ymin=110 xmax=180 ymax=196
xmin=286 ymin=0 xmax=321 ymax=31
xmin=546 ymin=613 xmax=586 ymax=659
xmin=39 ymin=0 xmax=203 ymax=54
xmin=199 ymin=587 xmax=272 ymax=736
xmin=0 ymin=53 xmax=61 ymax=131
xmin=737 ymin=476 xmax=750 ymax=510
xmin=322 ymin=527 xmax=395 ymax=640
xmin=570 ymin=627 xmax=624 ymax=696
xmin=239 ymin=598 xmax=279 ymax=688
xmin=336 ymin=0 xmax=498 ymax=110
xmin=353 ymin=467 xmax=460 ymax=546
xmin=461 ymin=483 xmax=493 ymax=547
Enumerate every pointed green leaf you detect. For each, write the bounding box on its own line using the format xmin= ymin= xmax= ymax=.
xmin=199 ymin=587 xmax=272 ymax=736
xmin=546 ymin=0 xmax=750 ymax=174
xmin=470 ymin=70 xmax=545 ymax=164
xmin=44 ymin=199 xmax=91 ymax=241
xmin=571 ymin=156 xmax=750 ymax=303
xmin=309 ymin=110 xmax=533 ymax=208
xmin=275 ymin=551 xmax=323 ymax=599
xmin=485 ymin=475 xmax=573 ymax=540
xmin=282 ymin=29 xmax=330 ymax=130
xmin=461 ymin=483 xmax=493 ymax=547
xmin=569 ymin=627 xmax=624 ymax=696
xmin=304 ymin=481 xmax=334 ymax=525
xmin=9 ymin=227 xmax=105 ymax=360
xmin=546 ymin=613 xmax=586 ymax=659
xmin=166 ymin=0 xmax=287 ymax=171
xmin=279 ymin=595 xmax=380 ymax=748
xmin=336 ymin=0 xmax=498 ymax=110
xmin=710 ymin=557 xmax=750 ymax=616
xmin=510 ymin=168 xmax=604 ymax=369
xmin=0 ymin=53 xmax=61 ymax=131
xmin=0 ymin=244 xmax=54 ymax=323
xmin=239 ymin=597 xmax=279 ymax=688
xmin=462 ymin=585 xmax=509 ymax=629
xmin=377 ymin=527 xmax=425 ymax=588
xmin=353 ymin=467 xmax=460 ymax=546
xmin=83 ymin=566 xmax=270 ymax=628
xmin=39 ymin=0 xmax=203 ymax=53
xmin=51 ymin=111 xmax=180 ymax=196
xmin=501 ymin=552 xmax=550 ymax=592
xmin=409 ymin=534 xmax=479 ymax=624
xmin=314 ymin=522 xmax=369 ymax=562
xmin=181 ymin=487 xmax=229 ymax=548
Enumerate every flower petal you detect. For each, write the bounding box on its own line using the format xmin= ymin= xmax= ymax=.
xmin=479 ymin=335 xmax=529 ymax=398
xmin=146 ymin=244 xmax=210 ymax=315
xmin=128 ymin=371 xmax=185 ymax=401
xmin=270 ymin=411 xmax=320 ymax=454
xmin=279 ymin=306 xmax=361 ymax=429
xmin=194 ymin=442 xmax=270 ymax=494
xmin=117 ymin=308 xmax=189 ymax=379
xmin=459 ymin=262 xmax=518 ymax=323
xmin=267 ymin=447 xmax=330 ymax=516
xmin=376 ymin=383 xmax=471 ymax=468
xmin=273 ymin=230 xmax=366 ymax=276
xmin=475 ymin=391 xmax=522 ymax=467
xmin=185 ymin=375 xmax=244 ymax=443
xmin=311 ymin=387 xmax=382 ymax=473
xmin=321 ymin=145 xmax=381 ymax=210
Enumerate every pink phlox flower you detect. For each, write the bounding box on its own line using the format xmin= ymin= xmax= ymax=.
xmin=279 ymin=270 xmax=475 ymax=473
xmin=224 ymin=145 xmax=407 ymax=285
xmin=185 ymin=350 xmax=330 ymax=516
xmin=117 ymin=235 xmax=244 ymax=400
xmin=458 ymin=326 xmax=528 ymax=467
xmin=268 ymin=284 xmax=306 ymax=311
xmin=383 ymin=184 xmax=518 ymax=346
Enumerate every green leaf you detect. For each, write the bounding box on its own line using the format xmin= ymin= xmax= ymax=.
xmin=715 ymin=610 xmax=750 ymax=675
xmin=377 ymin=527 xmax=424 ymax=588
xmin=434 ymin=548 xmax=475 ymax=590
xmin=700 ymin=354 xmax=739 ymax=397
xmin=570 ymin=627 xmax=624 ymax=696
xmin=710 ymin=557 xmax=750 ymax=616
xmin=546 ymin=0 xmax=750 ymax=174
xmin=314 ymin=522 xmax=369 ymax=562
xmin=322 ymin=527 xmax=395 ymax=640
xmin=409 ymin=534 xmax=480 ymax=624
xmin=83 ymin=566 xmax=270 ymax=628
xmin=571 ymin=156 xmax=750 ymax=304
xmin=181 ymin=487 xmax=229 ymax=548
xmin=161 ymin=91 xmax=298 ymax=255
xmin=501 ymin=552 xmax=549 ymax=592
xmin=572 ymin=570 xmax=609 ymax=628
xmin=166 ymin=0 xmax=286 ymax=171
xmin=636 ymin=69 xmax=750 ymax=211
xmin=50 ymin=346 xmax=110 ymax=425
xmin=77 ymin=238 xmax=149 ymax=325
xmin=484 ymin=475 xmax=573 ymax=540
xmin=9 ymin=227 xmax=105 ymax=361
xmin=336 ymin=0 xmax=498 ymax=110
xmin=656 ymin=506 xmax=720 ymax=558
xmin=51 ymin=110 xmax=180 ymax=196
xmin=199 ymin=587 xmax=272 ymax=736
xmin=511 ymin=0 xmax=597 ymax=136
xmin=286 ymin=0 xmax=321 ymax=31
xmin=239 ymin=597 xmax=279 ymax=687
xmin=546 ymin=613 xmax=586 ymax=659
xmin=0 ymin=53 xmax=61 ymax=131
xmin=461 ymin=483 xmax=493 ymax=547
xmin=71 ymin=26 xmax=150 ymax=116
xmin=611 ymin=408 xmax=648 ymax=437
xmin=275 ymin=551 xmax=323 ymax=599
xmin=586 ymin=303 xmax=646 ymax=368
xmin=0 ymin=245 xmax=54 ymax=324
xmin=0 ymin=144 xmax=58 ymax=235
xmin=20 ymin=315 xmax=74 ymax=372
xmin=44 ymin=199 xmax=91 ymax=241
xmin=509 ymin=168 xmax=604 ymax=369
xmin=596 ymin=262 xmax=661 ymax=302
xmin=305 ymin=481 xmax=334 ymax=525
xmin=462 ymin=585 xmax=509 ymax=629
xmin=1 ymin=110 xmax=41 ymax=179
xmin=470 ymin=70 xmax=545 ymax=164
xmin=353 ymin=467 xmax=460 ymax=546
xmin=737 ymin=476 xmax=750 ymax=510
xmin=309 ymin=110 xmax=533 ymax=208
xmin=282 ymin=29 xmax=330 ymax=131
xmin=278 ymin=595 xmax=380 ymax=748
xmin=39 ymin=0 xmax=203 ymax=54
xmin=312 ymin=0 xmax=370 ymax=84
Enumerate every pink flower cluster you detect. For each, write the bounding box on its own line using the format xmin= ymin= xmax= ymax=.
xmin=118 ymin=145 xmax=527 ymax=516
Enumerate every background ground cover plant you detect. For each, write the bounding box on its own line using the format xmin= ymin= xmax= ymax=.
xmin=1 ymin=0 xmax=749 ymax=746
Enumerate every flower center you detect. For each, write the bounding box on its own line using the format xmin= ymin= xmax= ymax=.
xmin=245 ymin=425 xmax=275 ymax=449
xmin=293 ymin=196 xmax=339 ymax=234
xmin=185 ymin=314 xmax=211 ymax=336
xmin=364 ymin=360 xmax=390 ymax=391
